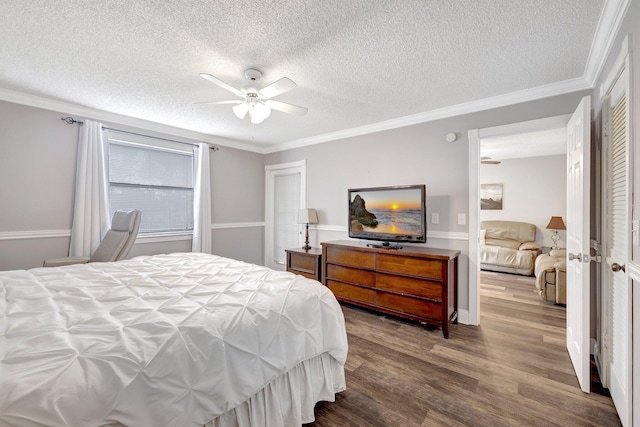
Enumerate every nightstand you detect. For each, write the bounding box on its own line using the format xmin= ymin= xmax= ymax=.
xmin=285 ymin=247 xmax=322 ymax=282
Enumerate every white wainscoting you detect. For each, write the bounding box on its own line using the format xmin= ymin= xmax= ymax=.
xmin=1 ymin=223 xmax=266 ymax=242
xmin=0 ymin=230 xmax=71 ymax=241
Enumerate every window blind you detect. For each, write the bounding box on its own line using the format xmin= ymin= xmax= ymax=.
xmin=109 ymin=140 xmax=194 ymax=234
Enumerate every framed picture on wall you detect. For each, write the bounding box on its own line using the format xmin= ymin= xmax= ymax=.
xmin=480 ymin=183 xmax=503 ymax=210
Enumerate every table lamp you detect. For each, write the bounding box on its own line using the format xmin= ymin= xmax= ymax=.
xmin=298 ymin=208 xmax=318 ymax=251
xmin=546 ymin=216 xmax=566 ymax=250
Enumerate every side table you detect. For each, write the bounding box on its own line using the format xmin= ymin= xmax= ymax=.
xmin=285 ymin=247 xmax=322 ymax=282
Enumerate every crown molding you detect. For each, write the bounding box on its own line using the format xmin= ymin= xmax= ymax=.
xmin=0 ymin=87 xmax=265 ymax=154
xmin=583 ymin=0 xmax=631 ymax=86
xmin=264 ymin=76 xmax=591 ymax=153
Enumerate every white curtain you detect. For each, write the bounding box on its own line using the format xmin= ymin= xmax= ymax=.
xmin=192 ymin=143 xmax=212 ymax=253
xmin=69 ymin=120 xmax=111 ymax=257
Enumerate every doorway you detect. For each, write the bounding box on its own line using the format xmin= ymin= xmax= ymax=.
xmin=468 ymin=114 xmax=571 ymax=325
xmin=265 ymin=160 xmax=307 ymax=270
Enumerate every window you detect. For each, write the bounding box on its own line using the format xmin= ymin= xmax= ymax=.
xmin=108 ymin=136 xmax=194 ymax=235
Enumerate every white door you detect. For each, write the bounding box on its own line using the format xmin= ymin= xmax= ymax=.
xmin=566 ymin=96 xmax=591 ymax=393
xmin=265 ymin=161 xmax=306 ymax=270
xmin=603 ymin=60 xmax=632 ymax=426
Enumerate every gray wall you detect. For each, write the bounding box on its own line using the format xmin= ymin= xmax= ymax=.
xmin=0 ymin=100 xmax=265 ymax=270
xmin=265 ymin=91 xmax=589 ymax=314
xmin=211 ymin=145 xmax=265 ymax=264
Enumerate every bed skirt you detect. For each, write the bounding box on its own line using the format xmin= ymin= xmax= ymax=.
xmin=207 ymin=353 xmax=345 ymax=427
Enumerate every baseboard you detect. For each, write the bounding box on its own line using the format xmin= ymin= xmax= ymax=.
xmin=457 ymin=309 xmax=471 ymax=325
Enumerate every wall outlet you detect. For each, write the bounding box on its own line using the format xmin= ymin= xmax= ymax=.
xmin=431 ymin=213 xmax=439 ymax=224
xmin=458 ymin=213 xmax=466 ymax=225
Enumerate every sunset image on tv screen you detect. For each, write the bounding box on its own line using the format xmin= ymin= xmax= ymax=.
xmin=350 ymin=188 xmax=423 ymax=236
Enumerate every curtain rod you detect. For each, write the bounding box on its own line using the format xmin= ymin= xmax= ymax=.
xmin=60 ymin=116 xmax=219 ymax=151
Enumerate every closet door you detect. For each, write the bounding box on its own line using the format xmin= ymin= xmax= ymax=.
xmin=265 ymin=161 xmax=306 ymax=270
xmin=603 ymin=56 xmax=631 ymax=426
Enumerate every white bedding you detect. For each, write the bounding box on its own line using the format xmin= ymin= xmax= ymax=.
xmin=0 ymin=253 xmax=348 ymax=427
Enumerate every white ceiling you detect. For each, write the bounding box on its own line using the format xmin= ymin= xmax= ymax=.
xmin=481 ymin=128 xmax=567 ymax=160
xmin=0 ymin=1 xmax=621 ymax=152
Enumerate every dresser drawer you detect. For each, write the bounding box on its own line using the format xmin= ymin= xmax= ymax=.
xmin=327 ymin=280 xmax=376 ymax=304
xmin=376 ymin=273 xmax=442 ymax=301
xmin=325 ymin=246 xmax=375 ymax=269
xmin=326 ymin=264 xmax=375 ymax=287
xmin=289 ymin=252 xmax=318 ymax=272
xmin=377 ymin=254 xmax=442 ymax=279
xmin=376 ymin=291 xmax=442 ymax=319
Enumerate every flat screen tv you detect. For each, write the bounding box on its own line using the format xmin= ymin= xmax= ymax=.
xmin=348 ymin=184 xmax=426 ymax=247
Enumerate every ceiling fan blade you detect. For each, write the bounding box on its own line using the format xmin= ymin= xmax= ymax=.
xmin=481 ymin=160 xmax=501 ymax=164
xmin=258 ymin=77 xmax=297 ymax=99
xmin=194 ymin=100 xmax=242 ymax=105
xmin=267 ymin=100 xmax=308 ymax=116
xmin=199 ymin=73 xmax=244 ymax=97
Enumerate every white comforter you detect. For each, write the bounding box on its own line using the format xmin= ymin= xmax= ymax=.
xmin=0 ymin=253 xmax=348 ymax=427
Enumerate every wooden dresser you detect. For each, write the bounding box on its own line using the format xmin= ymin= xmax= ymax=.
xmin=321 ymin=240 xmax=459 ymax=338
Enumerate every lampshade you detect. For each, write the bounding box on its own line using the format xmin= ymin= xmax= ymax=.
xmin=298 ymin=208 xmax=318 ymax=224
xmin=249 ymin=102 xmax=271 ymax=124
xmin=232 ymin=102 xmax=250 ymax=119
xmin=546 ymin=216 xmax=566 ymax=230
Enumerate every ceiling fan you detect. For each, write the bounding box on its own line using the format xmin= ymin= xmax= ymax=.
xmin=481 ymin=156 xmax=501 ymax=165
xmin=198 ymin=69 xmax=308 ymax=124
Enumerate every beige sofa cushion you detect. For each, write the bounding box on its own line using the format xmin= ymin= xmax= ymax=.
xmin=481 ymin=245 xmax=536 ymax=275
xmin=485 ymin=237 xmax=521 ymax=250
xmin=481 ymin=220 xmax=536 ymax=244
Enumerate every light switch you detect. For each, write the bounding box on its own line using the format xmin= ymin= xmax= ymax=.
xmin=431 ymin=213 xmax=439 ymax=224
xmin=633 ymin=219 xmax=639 ymax=245
xmin=458 ymin=213 xmax=466 ymax=225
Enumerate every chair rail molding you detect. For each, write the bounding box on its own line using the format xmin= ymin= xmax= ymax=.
xmin=0 ymin=230 xmax=71 ymax=241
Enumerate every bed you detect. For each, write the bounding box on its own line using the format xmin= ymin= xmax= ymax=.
xmin=0 ymin=252 xmax=348 ymax=427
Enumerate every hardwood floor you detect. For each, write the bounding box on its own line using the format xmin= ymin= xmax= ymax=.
xmin=306 ymin=271 xmax=621 ymax=426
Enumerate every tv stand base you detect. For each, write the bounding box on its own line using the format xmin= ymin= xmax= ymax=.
xmin=366 ymin=242 xmax=403 ymax=249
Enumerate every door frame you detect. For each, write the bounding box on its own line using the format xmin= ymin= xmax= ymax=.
xmin=468 ymin=114 xmax=571 ymax=326
xmin=265 ymin=160 xmax=307 ymax=269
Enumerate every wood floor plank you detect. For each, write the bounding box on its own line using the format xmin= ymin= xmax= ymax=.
xmin=305 ymin=271 xmax=621 ymax=427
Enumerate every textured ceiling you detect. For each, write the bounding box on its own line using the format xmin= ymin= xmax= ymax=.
xmin=481 ymin=128 xmax=567 ymax=161
xmin=0 ymin=1 xmax=608 ymax=150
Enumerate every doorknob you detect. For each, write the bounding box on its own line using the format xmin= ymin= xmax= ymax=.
xmin=611 ymin=263 xmax=626 ymax=273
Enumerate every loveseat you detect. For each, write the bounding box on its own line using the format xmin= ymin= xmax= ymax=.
xmin=534 ymin=249 xmax=566 ymax=304
xmin=480 ymin=220 xmax=538 ymax=276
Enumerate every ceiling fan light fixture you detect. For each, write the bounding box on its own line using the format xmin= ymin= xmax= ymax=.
xmin=249 ymin=102 xmax=271 ymax=124
xmin=200 ymin=69 xmax=305 ymax=124
xmin=232 ymin=102 xmax=250 ymax=119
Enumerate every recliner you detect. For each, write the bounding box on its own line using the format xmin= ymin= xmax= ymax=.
xmin=534 ymin=249 xmax=566 ymax=305
xmin=44 ymin=210 xmax=142 ymax=267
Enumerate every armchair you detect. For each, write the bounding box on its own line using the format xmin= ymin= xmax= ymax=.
xmin=44 ymin=210 xmax=142 ymax=267
xmin=534 ymin=249 xmax=566 ymax=304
